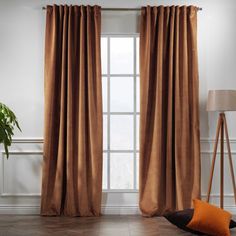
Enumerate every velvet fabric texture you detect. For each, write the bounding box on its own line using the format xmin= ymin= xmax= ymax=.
xmin=139 ymin=6 xmax=201 ymax=216
xmin=41 ymin=5 xmax=102 ymax=216
xmin=165 ymin=208 xmax=236 ymax=235
xmin=164 ymin=209 xmax=204 ymax=235
xmin=187 ymin=199 xmax=232 ymax=236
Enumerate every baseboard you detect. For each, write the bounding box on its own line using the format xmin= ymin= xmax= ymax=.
xmin=102 ymin=205 xmax=140 ymax=215
xmin=0 ymin=204 xmax=235 ymax=215
xmin=224 ymin=206 xmax=236 ymax=215
xmin=0 ymin=205 xmax=40 ymax=215
xmin=0 ymin=205 xmax=140 ymax=215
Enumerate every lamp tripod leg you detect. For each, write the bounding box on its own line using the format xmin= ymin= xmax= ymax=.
xmin=206 ymin=115 xmax=222 ymax=203
xmin=220 ymin=113 xmax=224 ymax=209
xmin=223 ymin=115 xmax=236 ymax=204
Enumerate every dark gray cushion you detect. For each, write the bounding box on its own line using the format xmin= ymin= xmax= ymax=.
xmin=164 ymin=208 xmax=236 ymax=235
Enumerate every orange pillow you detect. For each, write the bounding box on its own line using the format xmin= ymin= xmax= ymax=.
xmin=187 ymin=199 xmax=232 ymax=236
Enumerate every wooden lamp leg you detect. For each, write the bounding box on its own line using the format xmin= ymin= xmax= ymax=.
xmin=206 ymin=114 xmax=222 ymax=203
xmin=223 ymin=114 xmax=236 ymax=204
xmin=207 ymin=112 xmax=236 ymax=208
xmin=220 ymin=113 xmax=224 ymax=209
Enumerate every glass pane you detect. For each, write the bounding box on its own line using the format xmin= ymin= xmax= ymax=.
xmin=103 ymin=115 xmax=107 ymax=150
xmin=110 ymin=153 xmax=134 ymax=189
xmin=136 ymin=76 xmax=140 ymax=112
xmin=136 ymin=115 xmax=139 ymax=151
xmin=101 ymin=37 xmax=108 ymax=74
xmin=110 ymin=37 xmax=134 ymax=74
xmin=136 ymin=154 xmax=139 ymax=189
xmin=102 ymin=77 xmax=107 ymax=112
xmin=136 ymin=37 xmax=139 ymax=75
xmin=110 ymin=77 xmax=134 ymax=112
xmin=103 ymin=153 xmax=107 ymax=189
xmin=110 ymin=115 xmax=133 ymax=150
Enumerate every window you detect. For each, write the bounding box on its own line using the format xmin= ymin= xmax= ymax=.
xmin=102 ymin=35 xmax=140 ymax=191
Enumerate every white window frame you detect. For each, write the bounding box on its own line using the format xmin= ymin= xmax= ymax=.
xmin=102 ymin=34 xmax=140 ymax=193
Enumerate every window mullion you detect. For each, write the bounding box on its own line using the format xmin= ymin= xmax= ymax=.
xmin=107 ymin=36 xmax=111 ymax=190
xmin=133 ymin=36 xmax=137 ymax=190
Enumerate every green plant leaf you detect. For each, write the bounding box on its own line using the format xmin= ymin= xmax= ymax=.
xmin=0 ymin=102 xmax=21 ymax=159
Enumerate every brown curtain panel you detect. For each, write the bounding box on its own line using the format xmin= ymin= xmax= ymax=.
xmin=41 ymin=5 xmax=102 ymax=216
xmin=139 ymin=6 xmax=201 ymax=216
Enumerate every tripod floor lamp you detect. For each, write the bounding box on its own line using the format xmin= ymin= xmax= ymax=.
xmin=206 ymin=90 xmax=236 ymax=209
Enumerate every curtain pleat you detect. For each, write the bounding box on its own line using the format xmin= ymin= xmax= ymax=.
xmin=139 ymin=5 xmax=200 ymax=216
xmin=41 ymin=5 xmax=102 ymax=216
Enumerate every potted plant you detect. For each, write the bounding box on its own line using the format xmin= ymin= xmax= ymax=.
xmin=0 ymin=102 xmax=21 ymax=158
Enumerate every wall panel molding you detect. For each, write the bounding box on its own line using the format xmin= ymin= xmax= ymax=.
xmin=1 ymin=151 xmax=43 ymax=197
xmin=200 ymin=138 xmax=236 ymax=143
xmin=10 ymin=137 xmax=236 ymax=143
xmin=0 ymin=137 xmax=236 ymax=214
xmin=12 ymin=138 xmax=43 ymax=144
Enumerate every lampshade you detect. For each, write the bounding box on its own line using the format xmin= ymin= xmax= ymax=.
xmin=207 ymin=90 xmax=236 ymax=111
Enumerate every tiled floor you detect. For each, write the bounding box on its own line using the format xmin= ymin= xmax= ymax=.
xmin=0 ymin=215 xmax=236 ymax=236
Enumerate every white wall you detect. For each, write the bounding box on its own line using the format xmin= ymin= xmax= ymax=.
xmin=0 ymin=0 xmax=236 ymax=214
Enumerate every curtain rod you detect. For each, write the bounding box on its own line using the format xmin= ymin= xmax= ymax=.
xmin=42 ymin=7 xmax=202 ymax=11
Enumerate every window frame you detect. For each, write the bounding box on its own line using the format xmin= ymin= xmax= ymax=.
xmin=101 ymin=33 xmax=140 ymax=193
